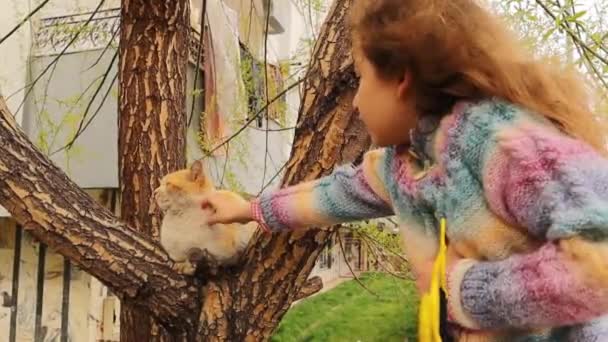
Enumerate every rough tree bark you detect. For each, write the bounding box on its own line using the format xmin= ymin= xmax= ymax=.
xmin=0 ymin=98 xmax=199 ymax=334
xmin=195 ymin=0 xmax=370 ymax=340
xmin=118 ymin=0 xmax=189 ymax=341
xmin=0 ymin=0 xmax=366 ymax=340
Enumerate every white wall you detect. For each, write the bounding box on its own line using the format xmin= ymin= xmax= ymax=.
xmin=0 ymin=0 xmax=120 ymax=118
xmin=0 ymin=1 xmax=33 ymax=123
xmin=36 ymin=0 xmax=120 ymax=17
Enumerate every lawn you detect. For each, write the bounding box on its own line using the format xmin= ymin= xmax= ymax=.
xmin=271 ymin=273 xmax=419 ymax=342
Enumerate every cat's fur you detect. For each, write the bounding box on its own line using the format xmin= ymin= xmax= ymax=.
xmin=154 ymin=160 xmax=256 ymax=275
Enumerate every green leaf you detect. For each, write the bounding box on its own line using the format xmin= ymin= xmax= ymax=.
xmin=567 ymin=10 xmax=587 ymax=22
xmin=542 ymin=27 xmax=557 ymax=41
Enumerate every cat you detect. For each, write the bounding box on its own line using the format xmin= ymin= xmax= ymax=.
xmin=154 ymin=160 xmax=257 ymax=275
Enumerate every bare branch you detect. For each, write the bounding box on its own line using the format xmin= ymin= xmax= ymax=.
xmin=353 ymin=229 xmax=409 ymax=264
xmin=261 ymin=0 xmax=272 ymax=191
xmin=258 ymin=159 xmax=288 ymax=195
xmin=336 ymin=232 xmax=379 ymax=298
xmin=534 ymin=0 xmax=608 ymax=66
xmin=70 ymin=49 xmax=119 ymax=147
xmin=50 ymin=71 xmax=118 ymax=156
xmin=85 ymin=23 xmax=119 ymax=72
xmin=10 ymin=0 xmax=108 ymax=114
xmin=248 ymin=125 xmax=296 ymax=132
xmin=188 ymin=0 xmax=207 ymax=128
xmin=294 ymin=276 xmax=323 ymax=301
xmin=0 ymin=0 xmax=52 ymax=46
xmin=359 ymin=235 xmax=411 ymax=280
xmin=205 ymin=77 xmax=303 ymax=156
xmin=561 ymin=0 xmax=608 ymax=90
xmin=219 ymin=142 xmax=230 ymax=188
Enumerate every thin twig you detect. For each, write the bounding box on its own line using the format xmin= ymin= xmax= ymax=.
xmin=248 ymin=125 xmax=296 ymax=132
xmin=0 ymin=0 xmax=52 ymax=46
xmin=85 ymin=23 xmax=119 ymax=71
xmin=261 ymin=0 xmax=272 ymax=191
xmin=11 ymin=0 xmax=107 ymax=113
xmin=32 ymin=60 xmax=60 ymax=153
xmin=257 ymin=159 xmax=288 ymax=195
xmin=354 ymin=229 xmax=409 ymax=264
xmin=188 ymin=0 xmax=207 ymax=128
xmin=355 ymin=229 xmax=410 ymax=278
xmin=337 ymin=232 xmax=380 ymax=299
xmin=205 ymin=77 xmax=304 ymax=156
xmin=219 ymin=142 xmax=230 ymax=188
xmin=360 ymin=235 xmax=410 ymax=280
xmin=67 ymin=49 xmax=119 ymax=149
xmin=558 ymin=0 xmax=608 ymax=57
xmin=245 ymin=0 xmax=255 ymax=45
xmin=562 ymin=0 xmax=608 ymax=89
xmin=534 ymin=0 xmax=608 ymax=65
xmin=50 ymin=72 xmax=118 ymax=156
xmin=308 ymin=0 xmax=317 ymax=38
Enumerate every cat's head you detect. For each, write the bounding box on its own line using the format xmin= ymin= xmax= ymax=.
xmin=154 ymin=160 xmax=214 ymax=212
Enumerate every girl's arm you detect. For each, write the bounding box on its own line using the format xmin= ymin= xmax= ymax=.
xmin=252 ymin=149 xmax=394 ymax=232
xmin=448 ymin=121 xmax=608 ymax=330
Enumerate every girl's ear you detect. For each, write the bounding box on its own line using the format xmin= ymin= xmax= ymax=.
xmin=190 ymin=160 xmax=205 ymax=183
xmin=397 ymin=70 xmax=413 ymax=98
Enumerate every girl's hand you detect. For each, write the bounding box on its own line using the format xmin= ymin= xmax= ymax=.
xmin=200 ymin=190 xmax=253 ymax=225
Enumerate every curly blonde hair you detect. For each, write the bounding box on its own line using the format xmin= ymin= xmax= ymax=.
xmin=350 ymin=0 xmax=606 ymax=151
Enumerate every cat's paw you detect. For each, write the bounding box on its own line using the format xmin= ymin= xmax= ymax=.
xmin=173 ymin=261 xmax=197 ymax=275
xmin=193 ymin=248 xmax=220 ymax=276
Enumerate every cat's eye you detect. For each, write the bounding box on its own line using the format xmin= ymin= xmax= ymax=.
xmin=166 ymin=183 xmax=181 ymax=191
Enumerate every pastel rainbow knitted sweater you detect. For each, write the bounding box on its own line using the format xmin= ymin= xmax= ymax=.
xmin=252 ymin=99 xmax=608 ymax=341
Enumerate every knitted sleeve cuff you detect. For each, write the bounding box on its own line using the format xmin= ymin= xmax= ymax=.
xmin=251 ymin=199 xmax=272 ymax=234
xmin=447 ymin=259 xmax=481 ymax=330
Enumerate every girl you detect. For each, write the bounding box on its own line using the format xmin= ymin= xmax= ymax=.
xmin=201 ymin=0 xmax=608 ymax=340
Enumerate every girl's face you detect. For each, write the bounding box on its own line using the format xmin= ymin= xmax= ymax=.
xmin=353 ymin=55 xmax=418 ymax=147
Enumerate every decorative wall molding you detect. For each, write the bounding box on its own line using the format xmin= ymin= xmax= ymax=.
xmin=34 ymin=7 xmax=203 ymax=65
xmin=34 ymin=8 xmax=120 ymax=57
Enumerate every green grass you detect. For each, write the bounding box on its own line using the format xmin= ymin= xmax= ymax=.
xmin=271 ymin=273 xmax=419 ymax=342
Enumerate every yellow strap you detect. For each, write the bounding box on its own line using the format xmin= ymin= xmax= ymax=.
xmin=418 ymin=218 xmax=448 ymax=342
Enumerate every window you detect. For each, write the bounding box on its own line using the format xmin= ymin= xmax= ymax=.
xmin=239 ymin=43 xmax=287 ymax=128
xmin=318 ymin=238 xmax=334 ymax=269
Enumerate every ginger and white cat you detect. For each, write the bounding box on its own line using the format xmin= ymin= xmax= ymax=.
xmin=154 ymin=160 xmax=256 ymax=275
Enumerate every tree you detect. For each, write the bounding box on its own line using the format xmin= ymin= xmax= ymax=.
xmin=196 ymin=0 xmax=368 ymax=339
xmin=3 ymin=0 xmax=608 ymax=339
xmin=117 ymin=0 xmax=189 ymax=341
xmin=0 ymin=0 xmax=366 ymax=340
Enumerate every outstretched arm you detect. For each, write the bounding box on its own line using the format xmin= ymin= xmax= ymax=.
xmin=203 ymin=149 xmax=394 ymax=232
xmin=252 ymin=149 xmax=394 ymax=232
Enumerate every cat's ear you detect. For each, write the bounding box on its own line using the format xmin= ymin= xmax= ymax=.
xmin=190 ymin=160 xmax=206 ymax=183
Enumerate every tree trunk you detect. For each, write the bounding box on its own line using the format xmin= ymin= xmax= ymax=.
xmin=195 ymin=0 xmax=370 ymax=340
xmin=118 ymin=0 xmax=190 ymax=341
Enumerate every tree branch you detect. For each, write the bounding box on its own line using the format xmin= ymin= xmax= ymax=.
xmin=205 ymin=78 xmax=303 ymax=155
xmin=261 ymin=0 xmax=272 ymax=191
xmin=12 ymin=0 xmax=108 ymax=113
xmin=188 ymin=0 xmax=207 ymax=128
xmin=337 ymin=232 xmax=379 ymax=298
xmin=294 ymin=276 xmax=323 ymax=301
xmin=0 ymin=0 xmax=52 ymax=46
xmin=534 ymin=0 xmax=608 ymax=66
xmin=0 ymin=96 xmax=199 ymax=334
